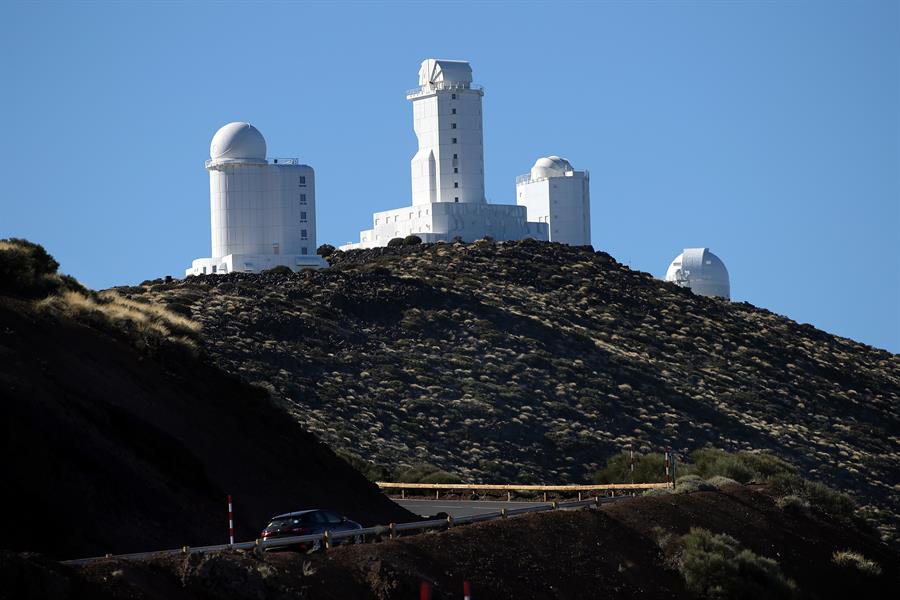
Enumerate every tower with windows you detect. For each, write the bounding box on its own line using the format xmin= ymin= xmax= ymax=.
xmin=409 ymin=59 xmax=486 ymax=206
xmin=343 ymin=59 xmax=548 ymax=249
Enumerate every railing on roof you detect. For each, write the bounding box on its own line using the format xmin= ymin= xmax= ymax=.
xmin=204 ymin=157 xmax=301 ymax=168
xmin=406 ymin=81 xmax=484 ymax=98
xmin=515 ymin=169 xmax=590 ymax=186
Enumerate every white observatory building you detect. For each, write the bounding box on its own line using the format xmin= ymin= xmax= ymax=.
xmin=665 ymin=248 xmax=730 ymax=299
xmin=516 ymin=156 xmax=591 ymax=246
xmin=186 ymin=122 xmax=326 ymax=276
xmin=342 ymin=59 xmax=567 ymax=249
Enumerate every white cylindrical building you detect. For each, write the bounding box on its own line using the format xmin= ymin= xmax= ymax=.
xmin=665 ymin=248 xmax=730 ymax=299
xmin=186 ymin=122 xmax=325 ymax=275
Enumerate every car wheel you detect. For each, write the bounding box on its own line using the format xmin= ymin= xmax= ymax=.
xmin=353 ymin=534 xmax=363 ymax=545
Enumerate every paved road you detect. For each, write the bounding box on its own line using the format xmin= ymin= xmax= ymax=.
xmin=396 ymin=499 xmax=553 ymax=518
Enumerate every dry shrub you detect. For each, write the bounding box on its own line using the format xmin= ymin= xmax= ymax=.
xmin=39 ymin=290 xmax=200 ymax=357
xmin=706 ymin=476 xmax=741 ymax=489
xmin=831 ymin=550 xmax=882 ymax=576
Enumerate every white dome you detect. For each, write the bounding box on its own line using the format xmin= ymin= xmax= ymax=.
xmin=665 ymin=248 xmax=730 ymax=299
xmin=209 ymin=122 xmax=267 ymax=162
xmin=531 ymin=155 xmax=573 ymax=180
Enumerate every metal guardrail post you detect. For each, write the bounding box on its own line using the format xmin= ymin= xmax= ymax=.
xmin=389 ymin=523 xmax=397 ymax=540
xmin=181 ymin=546 xmax=189 ymax=554
xmin=552 ymin=501 xmax=559 ymax=509
xmin=324 ymin=531 xmax=331 ymax=550
xmin=446 ymin=515 xmax=454 ymax=529
xmin=500 ymin=508 xmax=508 ymax=519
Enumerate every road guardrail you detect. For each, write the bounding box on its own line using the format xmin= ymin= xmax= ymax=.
xmin=61 ymin=492 xmax=646 ymax=566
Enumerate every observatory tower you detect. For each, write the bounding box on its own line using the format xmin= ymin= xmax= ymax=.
xmin=516 ymin=156 xmax=591 ymax=246
xmin=186 ymin=122 xmax=326 ymax=276
xmin=410 ymin=59 xmax=486 ymax=205
xmin=342 ymin=59 xmax=548 ymax=249
xmin=665 ymin=248 xmax=730 ymax=299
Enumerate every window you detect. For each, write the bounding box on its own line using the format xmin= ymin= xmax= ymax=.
xmin=454 ymin=167 xmax=458 ymax=173
xmin=300 ymin=211 xmax=307 ymax=221
xmin=212 ymin=265 xmax=217 ymax=274
xmin=451 ymin=93 xmax=457 ymax=99
xmin=451 ymin=123 xmax=457 ymax=129
xmin=300 ymin=193 xmax=307 ymax=203
xmin=454 ymin=197 xmax=459 ymax=202
xmin=454 ymin=182 xmax=459 ymax=188
xmin=301 ymin=229 xmax=308 ymax=239
xmin=453 ymin=153 xmax=458 ymax=159
xmin=298 ymin=176 xmax=307 ymax=186
xmin=301 ymin=247 xmax=308 ymax=255
xmin=452 ymin=108 xmax=457 ymax=114
xmin=452 ymin=138 xmax=457 ymax=144
xmin=375 ymin=218 xmax=379 ymax=225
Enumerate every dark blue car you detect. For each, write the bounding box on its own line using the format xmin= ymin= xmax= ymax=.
xmin=260 ymin=509 xmax=363 ymax=551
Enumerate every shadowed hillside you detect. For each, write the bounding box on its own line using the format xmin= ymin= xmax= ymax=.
xmin=134 ymin=240 xmax=900 ymax=537
xmin=0 ymin=240 xmax=411 ymax=559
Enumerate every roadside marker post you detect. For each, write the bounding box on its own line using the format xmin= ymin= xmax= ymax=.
xmin=463 ymin=580 xmax=472 ymax=600
xmin=664 ymin=448 xmax=672 ymax=487
xmin=420 ymin=580 xmax=433 ymax=600
xmin=630 ymin=446 xmax=635 ymax=484
xmin=227 ymin=495 xmax=235 ymax=546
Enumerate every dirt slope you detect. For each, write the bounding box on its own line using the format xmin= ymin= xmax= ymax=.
xmin=136 ymin=240 xmax=900 ymax=536
xmin=0 ymin=297 xmax=411 ymax=559
xmin=4 ymin=486 xmax=897 ymax=599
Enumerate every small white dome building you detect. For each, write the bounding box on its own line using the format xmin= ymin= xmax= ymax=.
xmin=209 ymin=122 xmax=267 ymax=163
xmin=516 ymin=155 xmax=591 ymax=246
xmin=665 ymin=248 xmax=730 ymax=299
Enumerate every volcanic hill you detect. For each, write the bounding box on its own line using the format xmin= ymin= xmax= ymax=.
xmin=0 ymin=240 xmax=411 ymax=559
xmin=135 ymin=240 xmax=900 ymax=537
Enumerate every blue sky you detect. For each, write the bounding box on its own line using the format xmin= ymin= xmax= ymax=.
xmin=1 ymin=1 xmax=898 ymax=352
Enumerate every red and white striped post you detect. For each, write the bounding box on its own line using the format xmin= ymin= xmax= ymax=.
xmin=227 ymin=495 xmax=235 ymax=546
xmin=419 ymin=580 xmax=432 ymax=600
xmin=463 ymin=580 xmax=472 ymax=600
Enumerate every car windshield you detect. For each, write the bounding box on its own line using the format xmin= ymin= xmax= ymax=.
xmin=266 ymin=515 xmax=311 ymax=528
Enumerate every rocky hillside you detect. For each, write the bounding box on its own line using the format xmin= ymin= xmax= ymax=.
xmin=0 ymin=240 xmax=411 ymax=559
xmin=135 ymin=240 xmax=900 ymax=536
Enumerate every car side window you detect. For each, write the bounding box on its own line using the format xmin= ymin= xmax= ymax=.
xmin=307 ymin=511 xmax=328 ymax=524
xmin=323 ymin=511 xmax=344 ymax=524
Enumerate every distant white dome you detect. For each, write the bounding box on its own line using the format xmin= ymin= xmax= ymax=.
xmin=531 ymin=155 xmax=573 ymax=180
xmin=665 ymin=248 xmax=730 ymax=299
xmin=209 ymin=122 xmax=267 ymax=162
